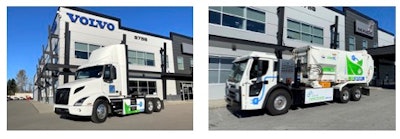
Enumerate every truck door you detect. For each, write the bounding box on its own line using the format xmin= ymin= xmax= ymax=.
xmin=103 ymin=64 xmax=120 ymax=96
xmin=244 ymin=58 xmax=276 ymax=110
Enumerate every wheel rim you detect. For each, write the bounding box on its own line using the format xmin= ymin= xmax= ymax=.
xmin=156 ymin=100 xmax=162 ymax=110
xmin=354 ymin=89 xmax=361 ymax=99
xmin=274 ymin=96 xmax=287 ymax=111
xmin=342 ymin=90 xmax=349 ymax=100
xmin=148 ymin=101 xmax=153 ymax=111
xmin=96 ymin=103 xmax=107 ymax=120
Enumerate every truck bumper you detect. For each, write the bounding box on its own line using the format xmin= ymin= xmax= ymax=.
xmin=54 ymin=104 xmax=92 ymax=116
xmin=225 ymin=86 xmax=242 ymax=110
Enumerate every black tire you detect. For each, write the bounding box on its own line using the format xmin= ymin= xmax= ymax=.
xmin=152 ymin=98 xmax=163 ymax=112
xmin=91 ymin=99 xmax=108 ymax=123
xmin=337 ymin=87 xmax=350 ymax=103
xmin=144 ymin=98 xmax=154 ymax=114
xmin=265 ymin=89 xmax=292 ymax=115
xmin=350 ymin=86 xmax=362 ymax=101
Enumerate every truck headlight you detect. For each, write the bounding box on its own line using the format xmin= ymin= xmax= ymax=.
xmin=74 ymin=86 xmax=85 ymax=94
xmin=74 ymin=97 xmax=88 ymax=106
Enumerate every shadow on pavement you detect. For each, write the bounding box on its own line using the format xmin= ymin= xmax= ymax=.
xmin=60 ymin=115 xmax=91 ymax=122
xmin=226 ymin=105 xmax=265 ymax=118
xmin=225 ymin=102 xmax=333 ymax=118
xmin=290 ymin=102 xmax=330 ymax=110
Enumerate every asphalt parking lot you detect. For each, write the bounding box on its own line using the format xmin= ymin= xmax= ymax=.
xmin=7 ymin=100 xmax=193 ymax=130
xmin=209 ymin=88 xmax=395 ymax=130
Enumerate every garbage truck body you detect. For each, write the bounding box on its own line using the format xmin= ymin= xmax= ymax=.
xmin=225 ymin=45 xmax=374 ymax=115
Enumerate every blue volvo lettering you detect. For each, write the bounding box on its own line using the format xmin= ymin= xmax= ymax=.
xmin=66 ymin=12 xmax=115 ymax=31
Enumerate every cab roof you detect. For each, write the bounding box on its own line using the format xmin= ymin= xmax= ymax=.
xmin=233 ymin=52 xmax=277 ymax=63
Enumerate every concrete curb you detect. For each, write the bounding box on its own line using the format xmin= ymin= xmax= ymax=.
xmin=30 ymin=100 xmax=54 ymax=114
xmin=164 ymin=100 xmax=193 ymax=105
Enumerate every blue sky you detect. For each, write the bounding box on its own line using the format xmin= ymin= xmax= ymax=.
xmin=7 ymin=7 xmax=193 ymax=81
xmin=335 ymin=7 xmax=395 ymax=35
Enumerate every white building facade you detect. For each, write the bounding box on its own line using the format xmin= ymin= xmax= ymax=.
xmin=34 ymin=7 xmax=184 ymax=103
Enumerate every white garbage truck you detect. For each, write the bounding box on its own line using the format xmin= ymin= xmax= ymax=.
xmin=54 ymin=44 xmax=164 ymax=123
xmin=225 ymin=45 xmax=374 ymax=115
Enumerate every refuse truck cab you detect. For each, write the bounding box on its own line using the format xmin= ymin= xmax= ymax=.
xmin=226 ymin=45 xmax=374 ymax=115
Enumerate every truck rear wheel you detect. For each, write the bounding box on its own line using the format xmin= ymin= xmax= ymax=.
xmin=91 ymin=99 xmax=108 ymax=123
xmin=337 ymin=87 xmax=350 ymax=103
xmin=153 ymin=98 xmax=162 ymax=112
xmin=145 ymin=98 xmax=154 ymax=114
xmin=265 ymin=89 xmax=292 ymax=115
xmin=350 ymin=86 xmax=362 ymax=101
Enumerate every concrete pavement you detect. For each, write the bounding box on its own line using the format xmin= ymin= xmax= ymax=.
xmin=208 ymin=87 xmax=391 ymax=109
xmin=29 ymin=99 xmax=193 ymax=114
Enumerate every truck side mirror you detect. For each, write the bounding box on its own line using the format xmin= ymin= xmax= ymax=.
xmin=111 ymin=66 xmax=117 ymax=80
xmin=103 ymin=65 xmax=113 ymax=83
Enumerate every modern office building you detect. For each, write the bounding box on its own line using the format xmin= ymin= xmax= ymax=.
xmin=34 ymin=7 xmax=193 ymax=103
xmin=209 ymin=6 xmax=395 ymax=99
xmin=168 ymin=33 xmax=193 ymax=100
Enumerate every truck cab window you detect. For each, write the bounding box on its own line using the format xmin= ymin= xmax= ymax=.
xmin=250 ymin=60 xmax=269 ymax=79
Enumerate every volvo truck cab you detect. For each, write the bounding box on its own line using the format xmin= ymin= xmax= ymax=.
xmin=54 ymin=44 xmax=163 ymax=123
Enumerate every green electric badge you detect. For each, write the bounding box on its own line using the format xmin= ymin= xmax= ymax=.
xmin=346 ymin=55 xmax=363 ymax=75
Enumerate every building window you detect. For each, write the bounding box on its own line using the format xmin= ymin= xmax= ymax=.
xmin=177 ymin=57 xmax=184 ymax=70
xmin=373 ymin=42 xmax=378 ymax=48
xmin=127 ymin=50 xmax=155 ymax=66
xmin=362 ymin=40 xmax=368 ymax=50
xmin=209 ymin=7 xmax=265 ymax=33
xmin=287 ymin=19 xmax=324 ymax=45
xmin=349 ymin=36 xmax=356 ymax=51
xmin=75 ymin=42 xmax=100 ymax=59
xmin=129 ymin=81 xmax=157 ymax=95
xmin=209 ymin=56 xmax=235 ymax=83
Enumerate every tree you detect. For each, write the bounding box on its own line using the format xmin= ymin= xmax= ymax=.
xmin=16 ymin=70 xmax=28 ymax=93
xmin=7 ymin=79 xmax=18 ymax=96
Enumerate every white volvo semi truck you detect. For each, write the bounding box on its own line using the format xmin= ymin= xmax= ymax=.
xmin=54 ymin=44 xmax=163 ymax=123
xmin=225 ymin=45 xmax=374 ymax=115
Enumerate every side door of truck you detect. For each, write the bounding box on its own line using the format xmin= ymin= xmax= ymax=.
xmin=244 ymin=58 xmax=276 ymax=110
xmin=103 ymin=64 xmax=121 ymax=96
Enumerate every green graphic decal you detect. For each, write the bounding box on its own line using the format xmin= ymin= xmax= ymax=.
xmin=346 ymin=56 xmax=363 ymax=75
xmin=322 ymin=66 xmax=335 ymax=73
xmin=124 ymin=103 xmax=141 ymax=115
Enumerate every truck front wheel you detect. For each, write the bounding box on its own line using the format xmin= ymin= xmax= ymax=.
xmin=350 ymin=86 xmax=362 ymax=101
xmin=265 ymin=89 xmax=292 ymax=115
xmin=91 ymin=99 xmax=108 ymax=123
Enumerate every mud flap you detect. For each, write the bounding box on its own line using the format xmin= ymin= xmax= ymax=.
xmin=362 ymin=87 xmax=370 ymax=96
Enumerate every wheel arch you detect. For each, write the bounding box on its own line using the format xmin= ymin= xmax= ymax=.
xmin=261 ymin=83 xmax=291 ymax=109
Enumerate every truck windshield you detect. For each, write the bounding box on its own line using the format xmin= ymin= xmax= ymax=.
xmin=76 ymin=66 xmax=104 ymax=80
xmin=228 ymin=60 xmax=248 ymax=83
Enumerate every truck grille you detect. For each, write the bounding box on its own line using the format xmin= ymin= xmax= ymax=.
xmin=55 ymin=88 xmax=70 ymax=105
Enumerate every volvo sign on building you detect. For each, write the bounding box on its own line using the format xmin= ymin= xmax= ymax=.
xmin=355 ymin=20 xmax=375 ymax=38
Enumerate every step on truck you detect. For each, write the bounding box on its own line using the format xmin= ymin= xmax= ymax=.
xmin=226 ymin=45 xmax=374 ymax=115
xmin=54 ymin=44 xmax=164 ymax=123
